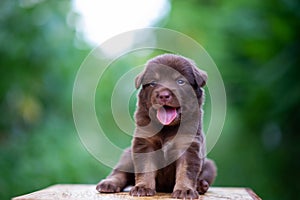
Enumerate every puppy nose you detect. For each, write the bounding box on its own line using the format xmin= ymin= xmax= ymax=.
xmin=157 ymin=90 xmax=172 ymax=104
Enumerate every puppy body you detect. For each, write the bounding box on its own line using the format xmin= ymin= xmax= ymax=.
xmin=97 ymin=54 xmax=217 ymax=199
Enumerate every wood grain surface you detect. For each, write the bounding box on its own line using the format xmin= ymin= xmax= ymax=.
xmin=13 ymin=184 xmax=261 ymax=200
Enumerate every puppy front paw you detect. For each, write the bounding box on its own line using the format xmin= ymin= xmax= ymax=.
xmin=171 ymin=188 xmax=199 ymax=199
xmin=129 ymin=185 xmax=156 ymax=196
xmin=96 ymin=180 xmax=121 ymax=193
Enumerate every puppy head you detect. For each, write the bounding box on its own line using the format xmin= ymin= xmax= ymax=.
xmin=135 ymin=54 xmax=207 ymax=126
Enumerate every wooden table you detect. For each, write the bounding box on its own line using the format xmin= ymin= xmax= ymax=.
xmin=13 ymin=184 xmax=261 ymax=200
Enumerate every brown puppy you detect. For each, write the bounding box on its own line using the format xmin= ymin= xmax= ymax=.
xmin=96 ymin=54 xmax=217 ymax=199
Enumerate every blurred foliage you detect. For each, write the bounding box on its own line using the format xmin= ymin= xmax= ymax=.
xmin=0 ymin=0 xmax=106 ymax=199
xmin=0 ymin=0 xmax=299 ymax=199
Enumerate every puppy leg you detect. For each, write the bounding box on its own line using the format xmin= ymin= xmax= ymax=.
xmin=96 ymin=148 xmax=134 ymax=193
xmin=129 ymin=137 xmax=159 ymax=196
xmin=129 ymin=171 xmax=156 ymax=196
xmin=171 ymin=142 xmax=202 ymax=199
xmin=197 ymin=158 xmax=217 ymax=194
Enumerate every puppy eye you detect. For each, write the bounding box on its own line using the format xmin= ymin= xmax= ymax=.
xmin=176 ymin=79 xmax=185 ymax=85
xmin=149 ymin=81 xmax=157 ymax=87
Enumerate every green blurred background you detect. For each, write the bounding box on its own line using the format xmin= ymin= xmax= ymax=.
xmin=1 ymin=0 xmax=299 ymax=199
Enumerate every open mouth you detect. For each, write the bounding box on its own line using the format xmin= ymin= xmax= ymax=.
xmin=156 ymin=105 xmax=179 ymax=125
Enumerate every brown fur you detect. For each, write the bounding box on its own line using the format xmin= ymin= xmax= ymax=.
xmin=96 ymin=54 xmax=217 ymax=199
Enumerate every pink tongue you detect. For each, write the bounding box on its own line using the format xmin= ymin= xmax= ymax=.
xmin=157 ymin=107 xmax=177 ymax=125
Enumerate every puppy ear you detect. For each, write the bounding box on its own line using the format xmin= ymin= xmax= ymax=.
xmin=193 ymin=67 xmax=207 ymax=87
xmin=135 ymin=71 xmax=144 ymax=89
